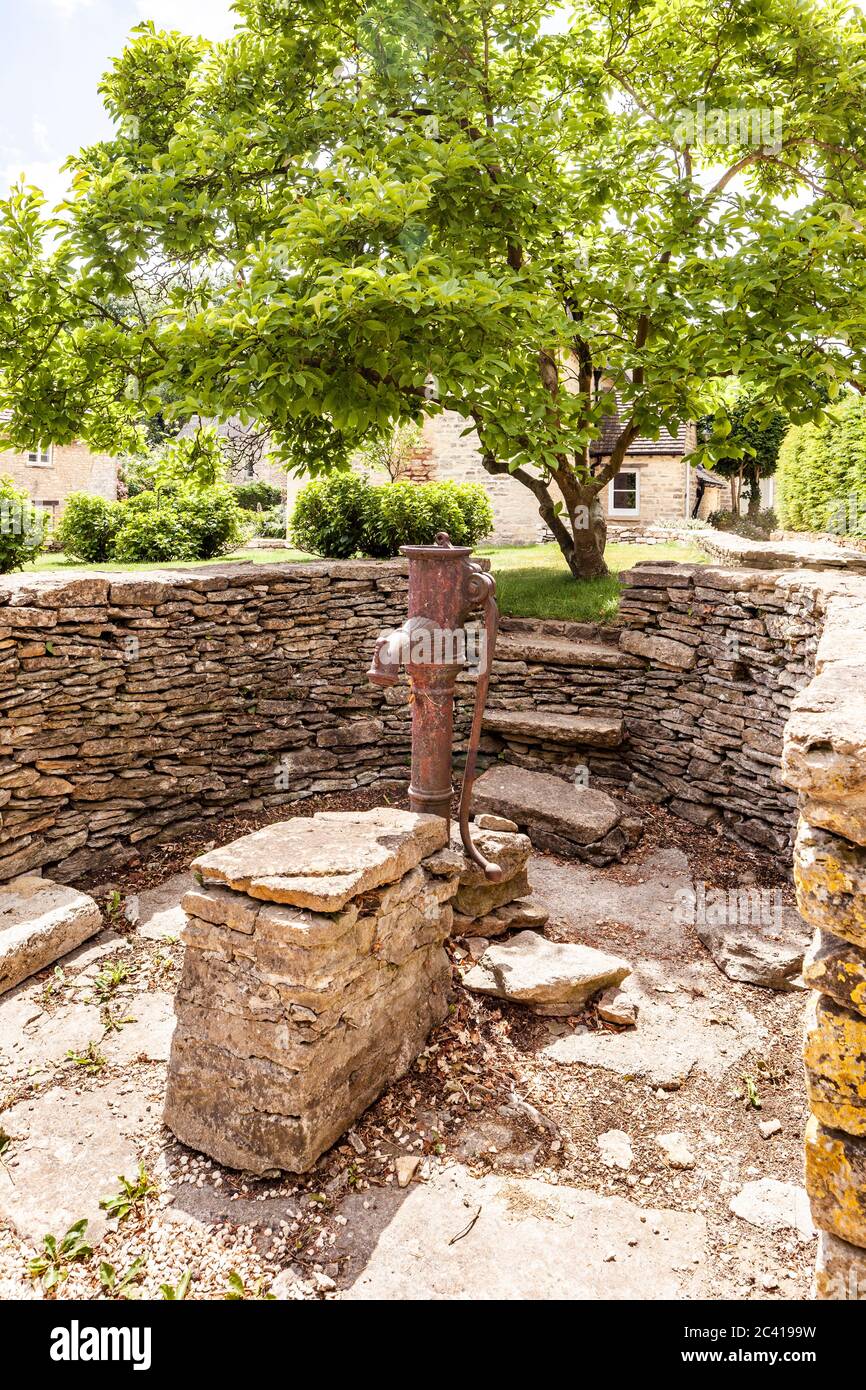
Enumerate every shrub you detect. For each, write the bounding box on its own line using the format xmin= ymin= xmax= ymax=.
xmin=56 ymin=493 xmax=122 ymax=562
xmin=176 ymin=484 xmax=247 ymax=559
xmin=113 ymin=492 xmax=198 ymax=563
xmin=707 ymin=507 xmax=776 ymax=540
xmin=234 ymin=481 xmax=283 ymax=512
xmin=0 ymin=475 xmax=49 ymax=572
xmin=112 ymin=485 xmax=246 ymax=563
xmin=777 ymin=396 xmax=866 ymax=536
xmin=289 ymin=471 xmax=377 ymax=558
xmin=256 ymin=503 xmax=287 ymax=538
xmin=290 ymin=473 xmax=494 ymax=558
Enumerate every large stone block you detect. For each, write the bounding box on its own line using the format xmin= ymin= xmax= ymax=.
xmin=794 ymin=820 xmax=866 ymax=951
xmin=804 ymin=994 xmax=866 ymax=1138
xmin=803 ymin=928 xmax=866 ymax=1019
xmin=164 ymin=811 xmax=459 ymax=1174
xmin=191 ymin=806 xmax=448 ymax=912
xmin=804 ymin=1116 xmax=866 ymax=1249
xmin=0 ymin=876 xmax=102 ymax=995
xmin=815 ymin=1230 xmax=866 ymax=1300
xmin=471 ymin=764 xmax=641 ymax=866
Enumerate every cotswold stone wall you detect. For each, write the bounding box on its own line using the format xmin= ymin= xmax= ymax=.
xmin=485 ymin=565 xmax=832 ymax=853
xmin=781 ymin=581 xmax=866 ymax=1298
xmin=0 ymin=558 xmax=840 ymax=889
xmin=0 ymin=563 xmax=414 ymax=885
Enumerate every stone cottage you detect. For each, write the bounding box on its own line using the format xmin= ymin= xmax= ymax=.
xmin=408 ymin=409 xmax=725 ymax=545
xmin=0 ymin=412 xmax=117 ymax=523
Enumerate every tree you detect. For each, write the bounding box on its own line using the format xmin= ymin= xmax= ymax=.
xmin=698 ymin=389 xmax=789 ymax=518
xmin=3 ymin=0 xmax=866 ymax=577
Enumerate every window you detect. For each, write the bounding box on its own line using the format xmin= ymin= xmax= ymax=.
xmin=27 ymin=444 xmax=53 ymax=467
xmin=608 ymin=469 xmax=640 ymax=517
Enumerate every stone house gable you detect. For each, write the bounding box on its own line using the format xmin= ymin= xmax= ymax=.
xmin=0 ymin=412 xmax=118 ymax=521
xmin=414 ymin=410 xmax=718 ymax=545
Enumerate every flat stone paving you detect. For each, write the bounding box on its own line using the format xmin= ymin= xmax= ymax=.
xmin=0 ymin=830 xmax=814 ymax=1301
xmin=339 ymin=1167 xmax=707 ymax=1300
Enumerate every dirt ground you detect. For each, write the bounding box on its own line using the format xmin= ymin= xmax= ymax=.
xmin=0 ymin=789 xmax=814 ymax=1302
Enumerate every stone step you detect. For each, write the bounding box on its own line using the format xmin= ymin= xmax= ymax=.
xmin=472 ymin=764 xmax=642 ymax=866
xmin=495 ymin=632 xmax=643 ymax=670
xmin=483 ymin=708 xmax=624 ymax=749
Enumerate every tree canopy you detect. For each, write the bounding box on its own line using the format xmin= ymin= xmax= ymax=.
xmin=3 ymin=0 xmax=866 ymax=574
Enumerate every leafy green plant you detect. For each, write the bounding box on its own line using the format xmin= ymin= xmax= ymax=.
xmin=99 ymin=1256 xmax=146 ymax=1296
xmin=94 ymin=959 xmax=132 ymax=1000
xmin=66 ymin=1041 xmax=106 ymax=1072
xmin=160 ymin=1270 xmax=192 ymax=1300
xmin=224 ymin=1270 xmax=276 ymax=1300
xmin=0 ymin=474 xmax=50 ymax=572
xmin=28 ymin=1219 xmax=93 ymax=1292
xmin=290 ymin=470 xmax=377 ymax=559
xmin=777 ymin=394 xmax=866 ymax=536
xmin=290 ymin=474 xmax=493 ymax=558
xmin=234 ymin=480 xmax=283 ymax=511
xmin=56 ymin=493 xmax=122 ymax=562
xmin=741 ymin=1073 xmax=763 ymax=1111
xmin=41 ymin=964 xmax=68 ymax=1002
xmin=100 ymin=1163 xmax=159 ymax=1223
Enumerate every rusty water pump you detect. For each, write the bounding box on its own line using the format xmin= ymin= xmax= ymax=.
xmin=368 ymin=532 xmax=503 ymax=882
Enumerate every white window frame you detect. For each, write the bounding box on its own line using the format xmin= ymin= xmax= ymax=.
xmin=608 ymin=468 xmax=640 ymax=518
xmin=27 ymin=444 xmax=53 ymax=467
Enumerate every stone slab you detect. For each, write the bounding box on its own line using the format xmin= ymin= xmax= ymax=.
xmin=695 ymin=906 xmax=810 ymax=991
xmin=541 ymin=992 xmax=763 ymax=1089
xmin=134 ymin=871 xmax=195 ymax=940
xmin=340 ymin=1168 xmax=707 ymax=1300
xmin=0 ymin=876 xmax=102 ymax=996
xmin=729 ymin=1179 xmax=815 ymax=1243
xmin=472 ymin=765 xmax=639 ymax=864
xmin=482 ymin=708 xmax=623 ymax=748
xmin=191 ymin=807 xmax=448 ymax=911
xmin=463 ymin=931 xmax=630 ymax=1016
xmin=0 ymin=1088 xmax=149 ymax=1244
xmin=495 ymin=633 xmax=644 ymax=670
xmin=101 ymin=991 xmax=176 ymax=1065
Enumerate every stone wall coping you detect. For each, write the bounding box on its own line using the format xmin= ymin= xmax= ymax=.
xmin=695 ymin=528 xmax=866 ymax=574
xmin=0 ymin=557 xmax=408 ymax=607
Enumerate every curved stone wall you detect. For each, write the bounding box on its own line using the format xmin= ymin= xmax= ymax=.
xmin=781 ymin=581 xmax=866 ymax=1298
xmin=0 ymin=562 xmax=412 ymax=884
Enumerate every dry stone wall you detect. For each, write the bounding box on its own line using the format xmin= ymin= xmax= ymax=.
xmin=0 ymin=558 xmax=843 ymax=888
xmin=0 ymin=563 xmax=415 ymax=886
xmin=781 ymin=581 xmax=866 ymax=1298
xmin=484 ymin=566 xmax=830 ymax=853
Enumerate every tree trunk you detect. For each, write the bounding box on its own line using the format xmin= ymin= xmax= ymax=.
xmin=478 ymin=452 xmax=610 ymax=580
xmin=564 ymin=491 xmax=609 ymax=578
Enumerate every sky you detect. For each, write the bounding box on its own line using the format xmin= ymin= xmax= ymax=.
xmin=0 ymin=0 xmax=239 ymax=206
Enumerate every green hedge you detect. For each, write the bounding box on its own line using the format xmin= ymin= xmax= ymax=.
xmin=289 ymin=474 xmax=494 ymax=558
xmin=57 ymin=484 xmax=246 ymax=564
xmin=777 ymin=396 xmax=866 ymax=536
xmin=0 ymin=475 xmax=49 ymax=573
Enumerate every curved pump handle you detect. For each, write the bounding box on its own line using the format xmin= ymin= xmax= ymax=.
xmin=457 ymin=562 xmax=503 ymax=882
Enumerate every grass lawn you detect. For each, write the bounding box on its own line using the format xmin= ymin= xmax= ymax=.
xmin=22 ymin=547 xmax=314 ymax=573
xmin=20 ymin=539 xmax=706 ymax=624
xmin=478 ymin=540 xmax=708 ymax=624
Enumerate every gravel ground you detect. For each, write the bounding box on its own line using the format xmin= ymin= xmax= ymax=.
xmin=0 ymin=790 xmax=813 ymax=1302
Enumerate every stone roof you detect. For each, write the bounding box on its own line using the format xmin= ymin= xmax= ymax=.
xmin=589 ymin=396 xmax=689 ymax=458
